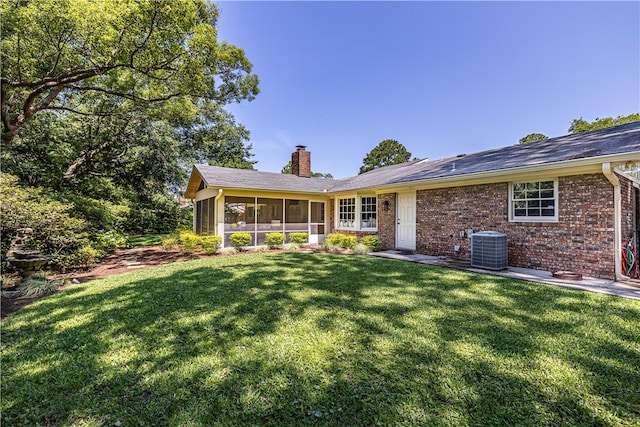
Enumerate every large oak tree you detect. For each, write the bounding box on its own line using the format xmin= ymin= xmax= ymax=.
xmin=1 ymin=0 xmax=259 ymax=147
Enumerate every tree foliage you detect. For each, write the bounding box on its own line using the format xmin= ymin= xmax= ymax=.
xmin=518 ymin=133 xmax=548 ymax=144
xmin=359 ymin=139 xmax=412 ymax=174
xmin=1 ymin=0 xmax=259 ymax=147
xmin=1 ymin=173 xmax=88 ymax=260
xmin=519 ymin=113 xmax=639 ymax=144
xmin=568 ymin=114 xmax=640 ymax=134
xmin=280 ymin=161 xmax=333 ymax=178
xmin=1 ymin=0 xmax=258 ymax=241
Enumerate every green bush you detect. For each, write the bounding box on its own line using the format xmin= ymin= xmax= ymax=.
xmin=13 ymin=278 xmax=60 ymax=298
xmin=360 ymin=235 xmax=382 ymax=251
xmin=353 ymin=243 xmax=370 ymax=255
xmin=1 ymin=174 xmax=89 ymax=266
xmin=179 ymin=231 xmax=200 ymax=253
xmin=56 ymin=245 xmax=101 ymax=271
xmin=199 ymin=235 xmax=222 ymax=254
xmin=264 ymin=232 xmax=286 ymax=248
xmin=92 ymin=230 xmax=129 ymax=254
xmin=161 ymin=236 xmax=180 ymax=251
xmin=289 ymin=232 xmax=308 ymax=244
xmin=325 ymin=233 xmax=357 ymax=249
xmin=229 ymin=232 xmax=252 ymax=249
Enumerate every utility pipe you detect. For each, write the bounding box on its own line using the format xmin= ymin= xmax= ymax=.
xmin=602 ymin=163 xmax=626 ymax=281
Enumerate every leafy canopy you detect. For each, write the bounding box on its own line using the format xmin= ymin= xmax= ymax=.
xmin=1 ymin=0 xmax=259 ymax=147
xmin=568 ymin=113 xmax=640 ymax=134
xmin=280 ymin=161 xmax=333 ymax=178
xmin=359 ymin=139 xmax=412 ymax=174
xmin=518 ymin=133 xmax=548 ymax=144
xmin=519 ymin=113 xmax=639 ymax=143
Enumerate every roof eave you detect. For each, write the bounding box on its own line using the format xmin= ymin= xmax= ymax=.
xmin=354 ymin=151 xmax=640 ymax=193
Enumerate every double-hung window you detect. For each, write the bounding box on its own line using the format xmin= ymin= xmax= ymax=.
xmin=338 ymin=198 xmax=356 ymax=228
xmin=510 ymin=180 xmax=558 ymax=222
xmin=337 ymin=196 xmax=377 ymax=230
xmin=360 ymin=197 xmax=377 ymax=229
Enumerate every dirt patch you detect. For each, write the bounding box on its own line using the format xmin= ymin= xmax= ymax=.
xmin=1 ymin=245 xmax=209 ymax=320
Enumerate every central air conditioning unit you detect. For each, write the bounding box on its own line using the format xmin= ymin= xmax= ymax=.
xmin=471 ymin=231 xmax=508 ymax=270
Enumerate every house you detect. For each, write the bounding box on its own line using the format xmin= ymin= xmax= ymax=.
xmin=185 ymin=122 xmax=640 ymax=280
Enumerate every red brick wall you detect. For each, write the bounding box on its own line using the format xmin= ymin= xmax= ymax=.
xmin=378 ymin=193 xmax=396 ymax=250
xmin=292 ymin=149 xmax=311 ymax=178
xmin=415 ymin=174 xmax=617 ymax=279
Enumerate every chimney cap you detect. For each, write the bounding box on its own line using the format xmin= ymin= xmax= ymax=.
xmin=295 ymin=145 xmax=307 ymax=151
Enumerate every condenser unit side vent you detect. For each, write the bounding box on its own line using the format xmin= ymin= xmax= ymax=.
xmin=471 ymin=231 xmax=507 ymax=270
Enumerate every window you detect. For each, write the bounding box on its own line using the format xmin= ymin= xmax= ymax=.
xmin=337 ymin=196 xmax=377 ymax=230
xmin=338 ymin=198 xmax=356 ymax=228
xmin=360 ymin=197 xmax=377 ymax=228
xmin=510 ymin=180 xmax=557 ymax=221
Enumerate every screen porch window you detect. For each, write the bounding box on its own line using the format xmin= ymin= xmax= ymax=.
xmin=510 ymin=180 xmax=557 ymax=221
xmin=338 ymin=198 xmax=356 ymax=228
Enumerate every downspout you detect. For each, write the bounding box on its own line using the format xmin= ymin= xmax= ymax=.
xmin=602 ymin=163 xmax=626 ymax=281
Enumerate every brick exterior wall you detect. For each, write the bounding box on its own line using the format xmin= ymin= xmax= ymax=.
xmin=378 ymin=193 xmax=397 ymax=250
xmin=292 ymin=148 xmax=311 ymax=178
xmin=414 ymin=174 xmax=618 ymax=279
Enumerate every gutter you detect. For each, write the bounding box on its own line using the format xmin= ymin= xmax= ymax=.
xmin=602 ymin=163 xmax=626 ymax=281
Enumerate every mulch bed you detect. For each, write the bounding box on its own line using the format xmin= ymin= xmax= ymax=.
xmin=1 ymin=246 xmax=208 ymax=320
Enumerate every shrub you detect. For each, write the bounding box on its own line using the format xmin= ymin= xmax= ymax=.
xmin=264 ymin=232 xmax=286 ymax=248
xmin=161 ymin=235 xmax=179 ymax=251
xmin=255 ymin=245 xmax=270 ymax=253
xmin=179 ymin=230 xmax=200 ymax=253
xmin=323 ymin=243 xmax=342 ymax=254
xmin=353 ymin=243 xmax=370 ymax=255
xmin=360 ymin=235 xmax=382 ymax=251
xmin=289 ymin=232 xmax=308 ymax=244
xmin=13 ymin=278 xmax=60 ymax=298
xmin=325 ymin=233 xmax=357 ymax=249
xmin=199 ymin=235 xmax=222 ymax=254
xmin=93 ymin=230 xmax=129 ymax=254
xmin=1 ymin=173 xmax=89 ymax=264
xmin=219 ymin=247 xmax=238 ymax=256
xmin=57 ymin=245 xmax=101 ymax=270
xmin=229 ymin=232 xmax=252 ymax=250
xmin=283 ymin=243 xmax=300 ymax=252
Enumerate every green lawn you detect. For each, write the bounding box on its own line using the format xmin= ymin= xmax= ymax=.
xmin=128 ymin=234 xmax=168 ymax=247
xmin=2 ymin=253 xmax=639 ymax=426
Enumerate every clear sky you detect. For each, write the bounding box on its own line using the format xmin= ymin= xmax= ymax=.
xmin=216 ymin=1 xmax=639 ymax=178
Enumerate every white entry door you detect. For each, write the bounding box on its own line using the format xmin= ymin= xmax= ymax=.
xmin=396 ymin=192 xmax=416 ymax=250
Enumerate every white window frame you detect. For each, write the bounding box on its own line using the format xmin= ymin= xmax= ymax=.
xmin=360 ymin=196 xmax=378 ymax=230
xmin=336 ymin=195 xmax=378 ymax=231
xmin=509 ymin=179 xmax=558 ymax=223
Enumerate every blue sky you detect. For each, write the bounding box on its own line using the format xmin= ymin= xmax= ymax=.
xmin=216 ymin=1 xmax=639 ymax=178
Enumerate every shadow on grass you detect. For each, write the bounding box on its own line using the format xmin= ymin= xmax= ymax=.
xmin=2 ymin=253 xmax=639 ymax=426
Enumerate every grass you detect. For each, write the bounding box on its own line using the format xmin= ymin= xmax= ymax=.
xmin=2 ymin=253 xmax=639 ymax=426
xmin=128 ymin=234 xmax=168 ymax=247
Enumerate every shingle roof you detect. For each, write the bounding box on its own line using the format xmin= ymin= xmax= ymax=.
xmin=190 ymin=121 xmax=640 ymax=196
xmin=194 ymin=165 xmax=336 ymax=193
xmin=331 ymin=121 xmax=640 ymax=191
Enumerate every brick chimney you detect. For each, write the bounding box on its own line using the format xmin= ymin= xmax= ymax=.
xmin=292 ymin=145 xmax=311 ymax=178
